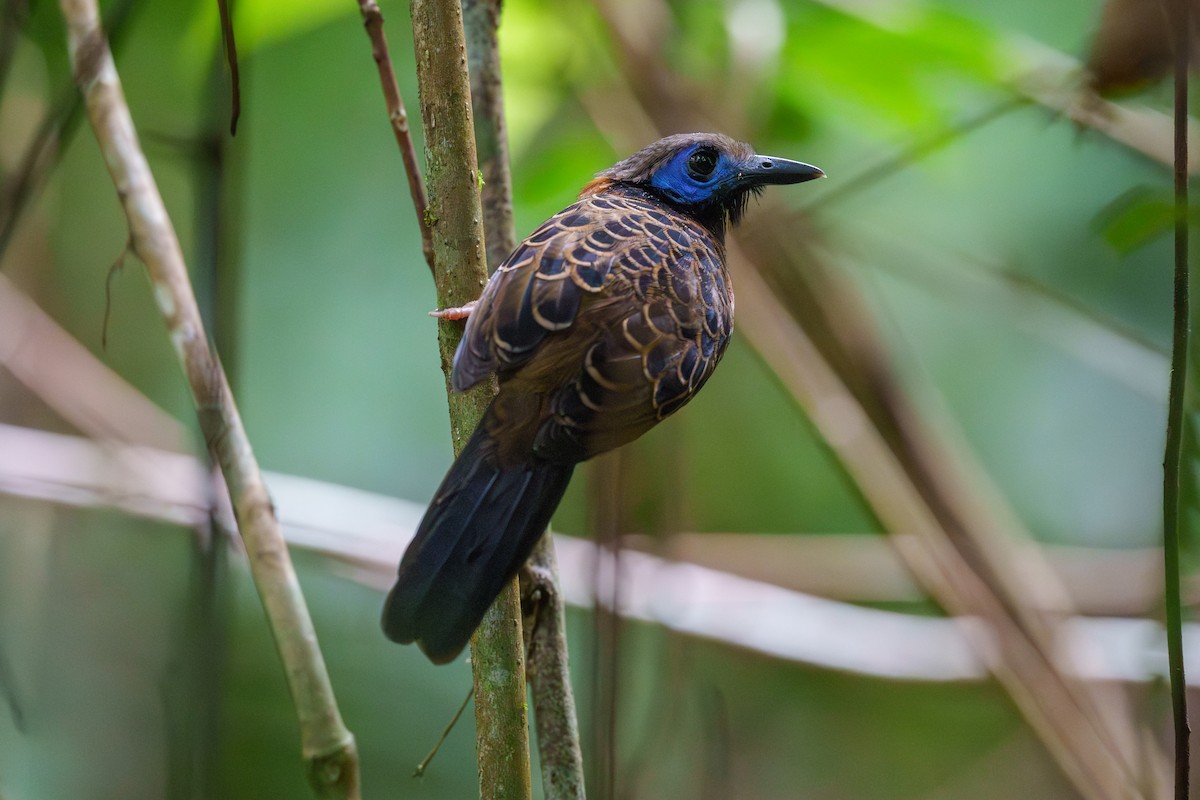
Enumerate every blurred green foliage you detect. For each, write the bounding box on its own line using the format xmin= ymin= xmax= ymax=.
xmin=0 ymin=0 xmax=1187 ymax=796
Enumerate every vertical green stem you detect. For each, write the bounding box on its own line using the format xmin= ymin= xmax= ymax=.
xmin=1165 ymin=1 xmax=1191 ymax=797
xmin=460 ymin=2 xmax=586 ymax=797
xmin=408 ymin=1 xmax=533 ymax=797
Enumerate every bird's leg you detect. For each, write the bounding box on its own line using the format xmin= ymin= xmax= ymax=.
xmin=429 ymin=300 xmax=478 ymax=321
xmin=519 ymin=559 xmax=559 ymax=668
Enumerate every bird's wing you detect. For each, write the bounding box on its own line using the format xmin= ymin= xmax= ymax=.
xmin=452 ymin=194 xmax=626 ymax=391
xmin=454 ymin=191 xmax=733 ymax=463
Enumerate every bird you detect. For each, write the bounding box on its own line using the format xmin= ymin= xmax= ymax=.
xmin=382 ymin=132 xmax=823 ymax=664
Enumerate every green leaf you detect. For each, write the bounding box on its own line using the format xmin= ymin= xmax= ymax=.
xmin=1094 ymin=186 xmax=1185 ymax=255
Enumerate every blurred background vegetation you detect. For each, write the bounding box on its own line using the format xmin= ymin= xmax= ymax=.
xmin=0 ymin=0 xmax=1191 ymax=797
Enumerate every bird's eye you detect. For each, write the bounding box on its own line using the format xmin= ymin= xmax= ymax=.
xmin=686 ymin=148 xmax=719 ymax=180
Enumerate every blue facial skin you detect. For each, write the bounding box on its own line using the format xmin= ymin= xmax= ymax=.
xmin=648 ymin=146 xmax=739 ymax=206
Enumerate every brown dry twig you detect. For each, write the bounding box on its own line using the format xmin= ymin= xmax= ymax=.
xmin=215 ymin=0 xmax=239 ymax=135
xmin=357 ymin=0 xmax=435 ymax=274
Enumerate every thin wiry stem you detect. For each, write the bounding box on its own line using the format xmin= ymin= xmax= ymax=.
xmin=811 ymin=96 xmax=1026 ymax=211
xmin=357 ymin=0 xmax=435 ymax=275
xmin=56 ymin=1 xmax=360 ymax=796
xmin=1164 ymin=0 xmax=1191 ymax=797
xmin=215 ymin=0 xmax=239 ymax=135
xmin=413 ymin=688 xmax=474 ymax=777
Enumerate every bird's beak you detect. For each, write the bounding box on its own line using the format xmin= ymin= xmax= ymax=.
xmin=740 ymin=155 xmax=825 ymax=186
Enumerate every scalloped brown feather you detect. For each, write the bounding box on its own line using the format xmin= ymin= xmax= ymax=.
xmin=384 ymin=133 xmax=817 ymax=664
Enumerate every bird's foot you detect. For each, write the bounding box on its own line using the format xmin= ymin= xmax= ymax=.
xmin=429 ymin=300 xmax=478 ymax=321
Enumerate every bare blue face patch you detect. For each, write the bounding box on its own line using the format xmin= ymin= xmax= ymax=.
xmin=648 ymin=145 xmax=740 ymax=206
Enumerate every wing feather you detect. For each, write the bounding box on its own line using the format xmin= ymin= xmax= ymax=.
xmin=452 ymin=189 xmax=734 ymax=463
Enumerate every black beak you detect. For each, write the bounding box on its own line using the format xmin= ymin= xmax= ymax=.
xmin=740 ymin=155 xmax=824 ymax=186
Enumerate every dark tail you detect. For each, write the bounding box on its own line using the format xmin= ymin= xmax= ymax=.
xmin=381 ymin=418 xmax=574 ymax=664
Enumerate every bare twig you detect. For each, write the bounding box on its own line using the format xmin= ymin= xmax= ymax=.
xmin=1164 ymin=0 xmax=1191 ymax=796
xmin=462 ymin=0 xmax=515 ymax=271
xmin=460 ymin=0 xmax=585 ymax=796
xmin=408 ymin=0 xmax=532 ymax=796
xmin=215 ymin=0 xmax=239 ymax=135
xmin=101 ymin=237 xmax=130 ymax=350
xmin=520 ymin=551 xmax=586 ymax=800
xmin=811 ymin=96 xmax=1026 ymax=210
xmin=357 ymin=0 xmax=435 ymax=274
xmin=413 ymin=687 xmax=474 ymax=777
xmin=56 ymin=2 xmax=360 ymax=797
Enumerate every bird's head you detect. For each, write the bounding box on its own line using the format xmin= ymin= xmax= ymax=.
xmin=585 ymin=133 xmax=823 ymax=231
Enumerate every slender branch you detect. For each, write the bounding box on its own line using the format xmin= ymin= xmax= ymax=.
xmin=1164 ymin=0 xmax=1191 ymax=796
xmin=462 ymin=0 xmax=515 ymax=270
xmin=56 ymin=2 xmax=360 ymax=797
xmin=460 ymin=0 xmax=585 ymax=796
xmin=215 ymin=0 xmax=239 ymax=135
xmin=521 ymin=551 xmax=586 ymax=800
xmin=408 ymin=0 xmax=532 ymax=797
xmin=413 ymin=688 xmax=474 ymax=777
xmin=811 ymin=96 xmax=1026 ymax=210
xmin=357 ymin=0 xmax=435 ymax=274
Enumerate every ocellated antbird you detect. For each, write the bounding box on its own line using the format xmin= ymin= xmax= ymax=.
xmin=382 ymin=132 xmax=823 ymax=663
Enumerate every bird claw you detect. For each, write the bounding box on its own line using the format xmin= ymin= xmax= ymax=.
xmin=429 ymin=300 xmax=478 ymax=321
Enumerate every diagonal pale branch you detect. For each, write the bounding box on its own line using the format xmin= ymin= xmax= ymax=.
xmin=729 ymin=257 xmax=1155 ymax=800
xmin=408 ymin=0 xmax=533 ymax=797
xmin=590 ymin=0 xmax=1170 ymax=796
xmin=56 ymin=1 xmax=360 ymax=797
xmin=460 ymin=0 xmax=586 ymax=797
